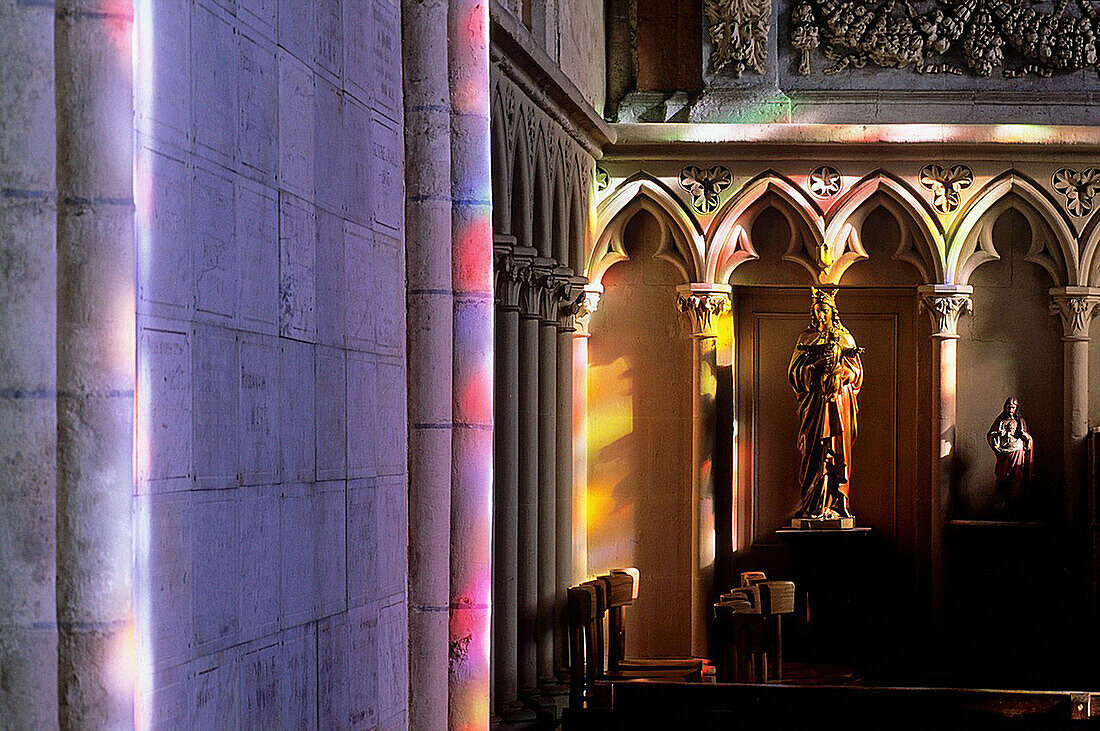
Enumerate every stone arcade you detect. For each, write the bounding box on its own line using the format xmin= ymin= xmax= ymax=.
xmin=5 ymin=0 xmax=1100 ymax=729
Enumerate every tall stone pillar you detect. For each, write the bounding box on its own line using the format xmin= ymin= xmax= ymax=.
xmin=448 ymin=0 xmax=494 ymax=727
xmin=517 ymin=265 xmax=543 ymax=695
xmin=492 ymin=241 xmax=536 ymax=724
xmin=403 ymin=0 xmax=453 ymax=726
xmin=55 ymin=3 xmax=135 ymax=728
xmin=572 ymin=285 xmax=602 ymax=582
xmin=918 ymin=285 xmax=972 ymax=626
xmin=554 ymin=274 xmax=587 ymax=678
xmin=1050 ymin=288 xmax=1100 ymax=524
xmin=0 ymin=2 xmax=58 ymax=727
xmin=535 ymin=263 xmax=565 ymax=684
xmin=676 ymin=283 xmax=732 ymax=657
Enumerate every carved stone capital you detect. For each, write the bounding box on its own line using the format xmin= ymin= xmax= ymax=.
xmin=1050 ymin=287 xmax=1100 ymax=341
xmin=556 ymin=275 xmax=590 ymax=332
xmin=918 ymin=285 xmax=973 ymax=340
xmin=494 ymin=240 xmax=537 ymax=311
xmin=572 ymin=284 xmax=603 ymax=337
xmin=676 ymin=284 xmax=732 ymax=338
xmin=519 ymin=257 xmax=555 ymax=319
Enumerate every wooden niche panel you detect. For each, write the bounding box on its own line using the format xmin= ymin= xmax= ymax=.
xmin=736 ymin=288 xmax=918 ymax=553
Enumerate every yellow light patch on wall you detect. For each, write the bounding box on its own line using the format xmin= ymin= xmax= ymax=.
xmin=586 ymin=355 xmax=636 ymax=571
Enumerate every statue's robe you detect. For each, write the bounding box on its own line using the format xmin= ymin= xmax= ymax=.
xmin=788 ymin=326 xmax=863 ymax=518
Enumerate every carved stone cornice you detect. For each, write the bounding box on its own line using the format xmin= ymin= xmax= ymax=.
xmin=676 ymin=284 xmax=733 ymax=339
xmin=494 ymin=239 xmax=537 ymax=311
xmin=573 ymin=284 xmax=603 ymax=337
xmin=918 ymin=284 xmax=973 ymax=340
xmin=1050 ymin=287 xmax=1100 ymax=342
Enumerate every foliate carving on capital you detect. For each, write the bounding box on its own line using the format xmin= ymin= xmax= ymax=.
xmin=554 ymin=276 xmax=589 ymax=332
xmin=1050 ymin=296 xmax=1100 ymax=341
xmin=494 ymin=251 xmax=532 ymax=310
xmin=677 ymin=290 xmax=732 ymax=338
xmin=572 ymin=288 xmax=602 ymax=336
xmin=920 ymin=293 xmax=972 ymax=338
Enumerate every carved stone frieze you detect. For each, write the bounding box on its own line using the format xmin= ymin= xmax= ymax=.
xmin=790 ymin=0 xmax=1100 ymax=78
xmin=919 ymin=286 xmax=973 ymax=339
xmin=1050 ymin=290 xmax=1100 ymax=341
xmin=808 ymin=165 xmax=843 ymax=197
xmin=1052 ymin=167 xmax=1100 ymax=217
xmin=677 ymin=285 xmax=733 ymax=338
xmin=705 ymin=0 xmax=771 ymax=76
xmin=679 ymin=165 xmax=733 ymax=214
xmin=920 ymin=164 xmax=973 ymax=213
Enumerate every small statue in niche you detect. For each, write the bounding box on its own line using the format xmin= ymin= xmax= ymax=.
xmin=986 ymin=397 xmax=1034 ymax=515
xmin=788 ymin=288 xmax=865 ymax=528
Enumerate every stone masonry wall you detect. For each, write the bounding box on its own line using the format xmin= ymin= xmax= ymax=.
xmin=132 ymin=1 xmax=407 ymax=728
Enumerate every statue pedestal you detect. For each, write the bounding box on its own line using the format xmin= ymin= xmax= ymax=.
xmin=790 ymin=517 xmax=854 ymax=530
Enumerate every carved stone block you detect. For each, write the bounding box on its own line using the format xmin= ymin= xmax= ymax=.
xmin=344 ymin=221 xmax=375 ymax=350
xmin=192 ymin=323 xmax=238 ymax=488
xmin=192 ymin=4 xmax=237 ymax=164
xmin=347 ymin=479 xmax=379 ymax=607
xmin=371 ymin=111 xmax=403 ymax=233
xmin=135 ymin=492 xmax=193 ymax=670
xmin=277 ymin=49 xmax=315 ymax=202
xmin=138 ymin=327 xmax=191 ymax=485
xmin=192 ymin=650 xmax=240 ymax=730
xmin=374 ymin=358 xmax=407 ymax=476
xmin=371 ymin=0 xmax=402 ymax=121
xmin=239 ymin=331 xmax=279 ymax=485
xmin=279 ymin=618 xmax=318 ymax=731
xmin=194 ymin=165 xmax=238 ymax=321
xmin=372 ymin=230 xmax=405 ymax=355
xmin=344 ymin=0 xmax=375 ymax=106
xmin=315 ymin=208 xmax=346 ymax=348
xmin=237 ymin=180 xmax=279 ymax=334
xmin=344 ymin=98 xmax=373 ymax=228
xmin=347 ymin=351 xmax=378 ymax=479
xmin=137 ymin=143 xmax=193 ymax=317
xmin=315 ymin=0 xmax=343 ymax=79
xmin=193 ymin=490 xmax=240 ymax=651
xmin=239 ymin=639 xmax=281 ymax=729
xmin=315 ymin=482 xmax=348 ymax=619
xmin=238 ymin=485 xmax=280 ymax=642
xmin=279 ymin=338 xmax=316 ymax=482
xmin=314 ymin=75 xmax=345 ymax=215
xmin=239 ymin=31 xmax=278 ymax=183
xmin=315 ymin=346 xmax=347 ymax=481
xmin=279 ymin=484 xmax=316 ymax=627
xmin=278 ymin=192 xmax=317 ymax=340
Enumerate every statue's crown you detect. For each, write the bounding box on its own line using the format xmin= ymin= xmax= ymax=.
xmin=811 ymin=287 xmax=837 ymax=308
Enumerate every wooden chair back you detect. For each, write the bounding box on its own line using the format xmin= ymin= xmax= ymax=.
xmin=567 ymin=583 xmax=598 ymax=695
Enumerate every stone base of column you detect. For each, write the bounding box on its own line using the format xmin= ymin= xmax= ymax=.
xmin=490 ymin=702 xmax=538 ymax=730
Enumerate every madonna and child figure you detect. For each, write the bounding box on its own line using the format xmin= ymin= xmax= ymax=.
xmin=987 ymin=397 xmax=1033 ymax=515
xmin=788 ymin=288 xmax=864 ymax=528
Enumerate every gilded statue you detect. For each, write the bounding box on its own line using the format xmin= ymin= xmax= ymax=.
xmin=987 ymin=397 xmax=1033 ymax=515
xmin=788 ymin=288 xmax=864 ymax=527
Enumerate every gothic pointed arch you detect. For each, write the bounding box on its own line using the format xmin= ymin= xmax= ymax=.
xmin=571 ymin=178 xmax=587 ymax=275
xmin=531 ymin=131 xmax=552 ymax=258
xmin=1072 ymin=204 xmax=1100 ymax=287
xmin=948 ymin=171 xmax=1076 ymax=286
xmin=552 ymin=151 xmax=570 ymax=267
xmin=491 ymin=91 xmax=510 ymax=234
xmin=589 ymin=172 xmax=704 ymax=285
xmin=704 ymin=171 xmax=826 ymax=284
xmin=825 ymin=171 xmax=945 ymax=284
xmin=510 ymin=117 xmax=532 ymax=248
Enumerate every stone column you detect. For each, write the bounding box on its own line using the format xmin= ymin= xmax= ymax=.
xmin=403 ymin=0 xmax=453 ymax=726
xmin=1050 ymin=287 xmax=1100 ymax=523
xmin=0 ymin=2 xmax=58 ymax=727
xmin=448 ymin=0 xmax=494 ymax=727
xmin=517 ymin=264 xmax=543 ymax=695
xmin=492 ymin=241 xmax=536 ymax=724
xmin=55 ymin=3 xmax=135 ymax=728
xmin=572 ymin=285 xmax=602 ymax=582
xmin=554 ymin=274 xmax=587 ymax=679
xmin=535 ymin=263 xmax=566 ymax=685
xmin=676 ymin=283 xmax=732 ymax=657
xmin=918 ymin=285 xmax=972 ymax=624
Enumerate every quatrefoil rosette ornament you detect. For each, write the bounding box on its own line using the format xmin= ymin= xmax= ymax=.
xmin=808 ymin=166 xmax=842 ymax=197
xmin=1052 ymin=168 xmax=1100 ymax=217
xmin=920 ymin=164 xmax=973 ymax=213
xmin=679 ymin=165 xmax=733 ymax=214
